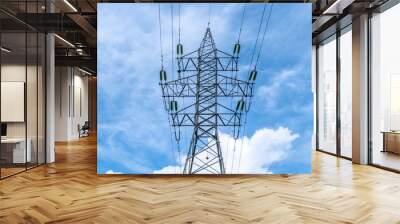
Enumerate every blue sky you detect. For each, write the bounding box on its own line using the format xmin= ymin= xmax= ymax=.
xmin=98 ymin=3 xmax=312 ymax=174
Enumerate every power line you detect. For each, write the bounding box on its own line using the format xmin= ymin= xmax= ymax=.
xmin=237 ymin=4 xmax=247 ymax=44
xmin=231 ymin=138 xmax=238 ymax=173
xmin=248 ymin=3 xmax=267 ymax=73
xmin=167 ymin=116 xmax=178 ymax=173
xmin=255 ymin=4 xmax=273 ymax=68
xmin=158 ymin=4 xmax=164 ymax=68
xmin=234 ymin=4 xmax=269 ymax=173
xmin=207 ymin=3 xmax=212 ymax=27
xmin=171 ymin=4 xmax=174 ymax=80
xmin=178 ymin=4 xmax=181 ymax=44
xmin=177 ymin=4 xmax=183 ymax=170
xmin=237 ymin=112 xmax=248 ymax=173
xmin=234 ymin=4 xmax=246 ymax=80
xmin=237 ymin=4 xmax=273 ymax=173
xmin=170 ymin=4 xmax=182 ymax=173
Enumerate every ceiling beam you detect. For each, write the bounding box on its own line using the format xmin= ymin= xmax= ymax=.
xmin=55 ymin=55 xmax=96 ymax=72
xmin=67 ymin=13 xmax=97 ymax=45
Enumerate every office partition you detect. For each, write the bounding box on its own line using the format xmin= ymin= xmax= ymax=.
xmin=0 ymin=1 xmax=47 ymax=179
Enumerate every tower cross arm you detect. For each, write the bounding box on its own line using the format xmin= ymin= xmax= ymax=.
xmin=160 ymin=75 xmax=254 ymax=98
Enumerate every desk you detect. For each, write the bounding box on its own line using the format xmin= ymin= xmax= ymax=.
xmin=1 ymin=138 xmax=31 ymax=163
xmin=382 ymin=131 xmax=400 ymax=154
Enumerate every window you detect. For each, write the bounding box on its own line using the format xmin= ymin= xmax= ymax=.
xmin=339 ymin=27 xmax=352 ymax=158
xmin=317 ymin=35 xmax=337 ymax=154
xmin=370 ymin=3 xmax=400 ymax=171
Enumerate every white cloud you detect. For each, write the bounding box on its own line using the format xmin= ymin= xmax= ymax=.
xmin=154 ymin=127 xmax=299 ymax=174
xmin=105 ymin=170 xmax=122 ymax=174
xmin=222 ymin=127 xmax=299 ymax=174
xmin=257 ymin=64 xmax=304 ymax=109
xmin=153 ymin=165 xmax=182 ymax=174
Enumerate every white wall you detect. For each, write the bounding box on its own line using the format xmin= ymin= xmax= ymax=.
xmin=55 ymin=67 xmax=89 ymax=141
xmin=1 ymin=65 xmax=26 ymax=133
xmin=55 ymin=66 xmax=69 ymax=141
xmin=72 ymin=73 xmax=89 ymax=137
xmin=1 ymin=65 xmax=41 ymax=137
xmin=1 ymin=63 xmax=46 ymax=164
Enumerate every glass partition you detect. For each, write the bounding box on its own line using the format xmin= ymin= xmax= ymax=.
xmin=0 ymin=1 xmax=46 ymax=179
xmin=1 ymin=30 xmax=28 ymax=177
xmin=339 ymin=27 xmax=352 ymax=158
xmin=317 ymin=35 xmax=337 ymax=154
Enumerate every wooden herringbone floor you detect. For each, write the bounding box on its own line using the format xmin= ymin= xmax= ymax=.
xmin=1 ymin=135 xmax=400 ymax=224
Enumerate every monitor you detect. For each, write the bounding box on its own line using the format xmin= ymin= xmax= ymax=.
xmin=1 ymin=123 xmax=7 ymax=137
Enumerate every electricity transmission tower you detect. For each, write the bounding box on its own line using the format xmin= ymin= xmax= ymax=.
xmin=160 ymin=28 xmax=255 ymax=174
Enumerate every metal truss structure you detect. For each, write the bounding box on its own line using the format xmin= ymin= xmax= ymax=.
xmin=160 ymin=28 xmax=255 ymax=174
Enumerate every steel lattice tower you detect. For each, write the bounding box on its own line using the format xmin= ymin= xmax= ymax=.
xmin=185 ymin=28 xmax=224 ymax=174
xmin=160 ymin=28 xmax=255 ymax=174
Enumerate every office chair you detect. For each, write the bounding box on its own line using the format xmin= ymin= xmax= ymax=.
xmin=79 ymin=121 xmax=90 ymax=138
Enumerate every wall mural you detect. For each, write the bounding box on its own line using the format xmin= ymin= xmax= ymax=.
xmin=98 ymin=3 xmax=312 ymax=174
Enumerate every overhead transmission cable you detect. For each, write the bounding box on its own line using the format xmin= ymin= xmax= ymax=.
xmin=207 ymin=3 xmax=212 ymax=27
xmin=170 ymin=4 xmax=182 ymax=172
xmin=231 ymin=3 xmax=267 ymax=173
xmin=159 ymin=4 xmax=167 ymax=112
xmin=230 ymin=4 xmax=247 ymax=173
xmin=158 ymin=4 xmax=164 ymax=69
xmin=235 ymin=5 xmax=268 ymax=169
xmin=254 ymin=4 xmax=273 ymax=68
xmin=178 ymin=4 xmax=181 ymax=44
xmin=246 ymin=4 xmax=273 ymax=114
xmin=159 ymin=4 xmax=178 ymax=173
xmin=234 ymin=4 xmax=246 ymax=80
xmin=237 ymin=113 xmax=248 ymax=173
xmin=177 ymin=3 xmax=182 ymax=80
xmin=178 ymin=3 xmax=183 ymax=172
xmin=247 ymin=3 xmax=267 ymax=73
xmin=171 ymin=4 xmax=174 ymax=81
xmin=237 ymin=4 xmax=247 ymax=44
xmin=237 ymin=4 xmax=274 ymax=173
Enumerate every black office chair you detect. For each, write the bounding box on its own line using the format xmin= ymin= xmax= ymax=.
xmin=79 ymin=121 xmax=90 ymax=138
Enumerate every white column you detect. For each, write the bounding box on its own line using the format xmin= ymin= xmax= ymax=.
xmin=46 ymin=1 xmax=55 ymax=163
xmin=46 ymin=33 xmax=55 ymax=163
xmin=352 ymin=14 xmax=369 ymax=164
xmin=312 ymin=45 xmax=317 ymax=150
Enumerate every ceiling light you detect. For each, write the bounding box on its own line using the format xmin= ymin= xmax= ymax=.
xmin=78 ymin=67 xmax=93 ymax=76
xmin=54 ymin=34 xmax=75 ymax=48
xmin=76 ymin=48 xmax=85 ymax=55
xmin=1 ymin=47 xmax=11 ymax=53
xmin=63 ymin=0 xmax=78 ymax=12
